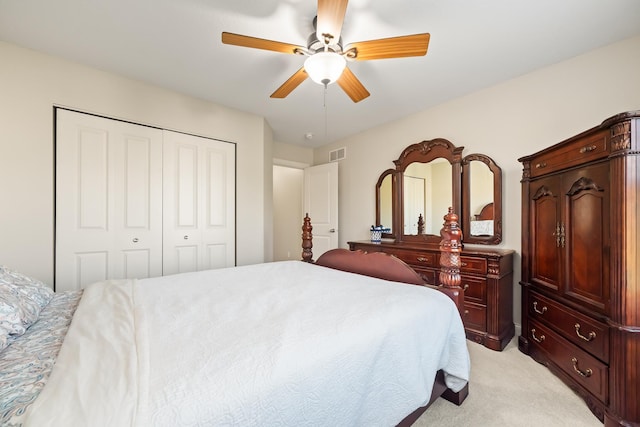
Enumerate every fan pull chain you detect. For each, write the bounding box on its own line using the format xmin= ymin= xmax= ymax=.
xmin=323 ymin=86 xmax=328 ymax=143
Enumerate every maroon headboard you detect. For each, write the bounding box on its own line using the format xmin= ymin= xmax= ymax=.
xmin=300 ymin=210 xmax=465 ymax=315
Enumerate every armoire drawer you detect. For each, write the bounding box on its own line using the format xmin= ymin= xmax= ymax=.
xmin=528 ymin=291 xmax=609 ymax=363
xmin=528 ymin=130 xmax=609 ymax=178
xmin=461 ymin=275 xmax=486 ymax=304
xmin=463 ymin=302 xmax=486 ymax=332
xmin=528 ymin=320 xmax=608 ymax=403
xmin=460 ymin=256 xmax=487 ymax=275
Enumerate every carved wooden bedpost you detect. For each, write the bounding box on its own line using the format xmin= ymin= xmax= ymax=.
xmin=301 ymin=213 xmax=313 ymax=263
xmin=439 ymin=208 xmax=465 ymax=314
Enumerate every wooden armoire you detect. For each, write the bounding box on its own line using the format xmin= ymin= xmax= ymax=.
xmin=518 ymin=111 xmax=639 ymax=425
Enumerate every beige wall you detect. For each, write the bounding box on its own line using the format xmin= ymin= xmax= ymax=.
xmin=273 ymin=141 xmax=314 ymax=165
xmin=0 ymin=41 xmax=272 ymax=285
xmin=314 ymin=35 xmax=640 ymax=326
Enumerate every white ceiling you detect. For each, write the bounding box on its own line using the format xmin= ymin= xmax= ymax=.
xmin=1 ymin=0 xmax=639 ymax=147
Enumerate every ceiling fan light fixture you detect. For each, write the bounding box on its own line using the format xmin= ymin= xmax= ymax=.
xmin=304 ymin=51 xmax=346 ymax=86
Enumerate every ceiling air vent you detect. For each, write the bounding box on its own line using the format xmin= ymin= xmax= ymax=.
xmin=329 ymin=147 xmax=346 ymax=162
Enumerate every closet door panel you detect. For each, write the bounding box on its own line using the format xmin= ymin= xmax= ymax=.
xmin=163 ymin=130 xmax=235 ymax=275
xmin=56 ymin=109 xmax=163 ymax=291
xmin=202 ymin=143 xmax=236 ymax=269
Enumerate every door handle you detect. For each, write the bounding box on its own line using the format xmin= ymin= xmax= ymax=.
xmin=329 ymin=228 xmax=336 ymax=233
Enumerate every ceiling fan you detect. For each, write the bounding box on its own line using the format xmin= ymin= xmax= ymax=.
xmin=221 ymin=0 xmax=430 ymax=103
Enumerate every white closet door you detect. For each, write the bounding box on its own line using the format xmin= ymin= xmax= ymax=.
xmin=55 ymin=110 xmax=163 ymax=291
xmin=162 ymin=130 xmax=235 ymax=275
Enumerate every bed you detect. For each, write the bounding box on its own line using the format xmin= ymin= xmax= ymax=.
xmin=1 ymin=211 xmax=470 ymax=426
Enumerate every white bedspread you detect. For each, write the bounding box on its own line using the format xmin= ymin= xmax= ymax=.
xmin=24 ymin=261 xmax=469 ymax=427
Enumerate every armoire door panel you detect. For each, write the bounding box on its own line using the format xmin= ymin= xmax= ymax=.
xmin=562 ymin=164 xmax=610 ymax=313
xmin=530 ymin=177 xmax=561 ymax=291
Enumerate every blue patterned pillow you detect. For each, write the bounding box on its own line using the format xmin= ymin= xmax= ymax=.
xmin=0 ymin=266 xmax=54 ymax=351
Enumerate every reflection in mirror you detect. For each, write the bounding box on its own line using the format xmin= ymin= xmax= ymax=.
xmin=469 ymin=161 xmax=494 ymax=236
xmin=403 ymin=158 xmax=452 ymax=236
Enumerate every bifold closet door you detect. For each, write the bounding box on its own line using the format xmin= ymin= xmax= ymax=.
xmin=162 ymin=130 xmax=236 ymax=275
xmin=55 ymin=109 xmax=163 ymax=291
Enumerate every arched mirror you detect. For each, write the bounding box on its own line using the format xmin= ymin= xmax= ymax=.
xmin=393 ymin=139 xmax=463 ymax=244
xmin=462 ymin=154 xmax=502 ymax=244
xmin=374 ymin=138 xmax=503 ymax=245
xmin=375 ymin=169 xmax=395 ymax=237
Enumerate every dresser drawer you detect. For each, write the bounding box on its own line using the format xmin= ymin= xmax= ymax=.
xmin=463 ymin=302 xmax=486 ymax=332
xmin=461 ymin=275 xmax=486 ymax=303
xmin=528 ymin=291 xmax=609 ymax=362
xmin=392 ymin=249 xmax=437 ymax=268
xmin=528 ymin=130 xmax=608 ymax=178
xmin=528 ymin=320 xmax=608 ymax=403
xmin=460 ymin=256 xmax=487 ymax=275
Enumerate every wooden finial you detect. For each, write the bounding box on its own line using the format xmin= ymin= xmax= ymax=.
xmin=439 ymin=207 xmax=463 ymax=290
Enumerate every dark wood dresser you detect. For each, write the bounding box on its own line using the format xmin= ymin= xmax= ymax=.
xmin=348 ymin=240 xmax=514 ymax=351
xmin=518 ymin=111 xmax=640 ymax=425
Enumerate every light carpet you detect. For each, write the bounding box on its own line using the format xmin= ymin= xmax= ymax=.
xmin=416 ymin=337 xmax=602 ymax=426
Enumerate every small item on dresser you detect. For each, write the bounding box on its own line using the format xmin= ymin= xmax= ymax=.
xmin=369 ymin=225 xmax=390 ymax=242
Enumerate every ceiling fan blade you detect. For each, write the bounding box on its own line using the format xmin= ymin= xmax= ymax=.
xmin=222 ymin=32 xmax=303 ymax=55
xmin=345 ymin=33 xmax=430 ymax=61
xmin=337 ymin=67 xmax=370 ymax=103
xmin=316 ymin=0 xmax=349 ymax=44
xmin=271 ymin=67 xmax=309 ymax=99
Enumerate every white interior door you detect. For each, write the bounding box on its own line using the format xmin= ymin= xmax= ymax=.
xmin=162 ymin=130 xmax=235 ymax=275
xmin=303 ymin=162 xmax=338 ymax=259
xmin=403 ymin=175 xmax=426 ymax=234
xmin=55 ymin=109 xmax=163 ymax=291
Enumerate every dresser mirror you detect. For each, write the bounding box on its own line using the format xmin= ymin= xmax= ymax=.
xmin=462 ymin=154 xmax=502 ymax=244
xmin=375 ymin=169 xmax=395 ymax=237
xmin=374 ymin=138 xmax=502 ymax=245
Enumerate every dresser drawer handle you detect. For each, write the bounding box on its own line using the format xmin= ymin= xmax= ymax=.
xmin=535 ymin=162 xmax=547 ymax=169
xmin=463 ymin=284 xmax=469 ymax=291
xmin=571 ymin=357 xmax=593 ymax=378
xmin=531 ymin=328 xmax=545 ymax=343
xmin=579 ymin=145 xmax=597 ymax=154
xmin=532 ymin=301 xmax=547 ymax=315
xmin=574 ymin=323 xmax=596 ymax=342
xmin=460 ymin=262 xmax=468 ymax=267
xmin=416 ymin=257 xmax=429 ymax=263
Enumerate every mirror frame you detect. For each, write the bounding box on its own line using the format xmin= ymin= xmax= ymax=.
xmin=373 ymin=138 xmax=503 ymax=246
xmin=462 ymin=154 xmax=503 ymax=245
xmin=375 ymin=168 xmax=397 ymax=239
xmin=393 ymin=138 xmax=463 ymax=245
